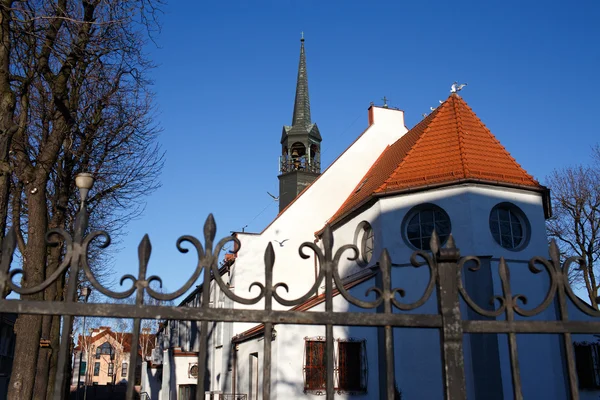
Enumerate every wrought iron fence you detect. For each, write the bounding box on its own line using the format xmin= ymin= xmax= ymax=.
xmin=220 ymin=394 xmax=247 ymax=400
xmin=1 ymin=201 xmax=600 ymax=400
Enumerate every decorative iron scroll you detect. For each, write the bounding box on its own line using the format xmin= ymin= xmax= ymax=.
xmin=1 ymin=208 xmax=600 ymax=400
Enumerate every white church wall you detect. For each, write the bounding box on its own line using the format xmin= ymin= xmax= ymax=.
xmin=140 ymin=362 xmax=162 ymax=400
xmin=231 ymin=106 xmax=408 ymax=337
xmin=328 ymin=202 xmax=382 ymax=280
xmin=325 ymin=183 xmax=581 ymax=399
xmin=272 ymin=278 xmax=382 ymax=399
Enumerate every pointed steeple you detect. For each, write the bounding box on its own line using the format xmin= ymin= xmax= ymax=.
xmin=292 ymin=36 xmax=311 ymax=127
xmin=278 ymin=35 xmax=323 ymax=212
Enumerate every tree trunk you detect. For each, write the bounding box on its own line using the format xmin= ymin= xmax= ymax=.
xmin=0 ymin=1 xmax=16 ymax=246
xmin=34 ymin=241 xmax=63 ymax=399
xmin=8 ymin=182 xmax=49 ymax=400
xmin=46 ymin=314 xmax=62 ymax=399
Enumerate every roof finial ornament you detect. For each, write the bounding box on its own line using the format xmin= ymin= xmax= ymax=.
xmin=450 ymin=81 xmax=467 ymax=93
xmin=382 ymin=96 xmax=389 ymax=108
xmin=301 ymin=31 xmax=304 ymax=42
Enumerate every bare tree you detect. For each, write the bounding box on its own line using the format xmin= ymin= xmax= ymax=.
xmin=546 ymin=147 xmax=600 ymax=309
xmin=0 ymin=1 xmax=165 ymax=398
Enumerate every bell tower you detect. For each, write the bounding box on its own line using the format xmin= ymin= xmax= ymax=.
xmin=278 ymin=36 xmax=322 ymax=212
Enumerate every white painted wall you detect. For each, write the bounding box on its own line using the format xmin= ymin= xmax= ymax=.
xmin=231 ymin=106 xmax=407 ymax=336
xmin=325 ymin=183 xmax=600 ymax=399
xmin=140 ymin=361 xmax=162 ymax=399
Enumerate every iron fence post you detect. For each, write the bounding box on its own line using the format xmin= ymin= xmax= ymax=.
xmin=433 ymin=234 xmax=466 ymax=400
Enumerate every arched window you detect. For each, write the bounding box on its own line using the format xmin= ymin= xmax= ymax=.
xmin=355 ymin=222 xmax=375 ymax=266
xmin=290 ymin=142 xmax=306 ymax=158
xmin=99 ymin=342 xmax=113 ymax=355
xmin=360 ymin=224 xmax=374 ymax=263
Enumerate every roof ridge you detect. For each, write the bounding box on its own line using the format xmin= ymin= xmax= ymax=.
xmin=376 ymin=101 xmax=447 ymax=192
xmin=452 ymin=95 xmax=469 ymax=177
xmin=455 ymin=96 xmax=539 ymax=184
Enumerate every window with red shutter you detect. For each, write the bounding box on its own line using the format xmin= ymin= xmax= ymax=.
xmin=303 ymin=339 xmax=326 ymax=393
xmin=303 ymin=337 xmax=368 ymax=394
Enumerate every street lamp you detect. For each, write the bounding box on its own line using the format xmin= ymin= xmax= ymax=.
xmin=75 ymin=172 xmax=94 ymax=208
xmin=76 ymin=286 xmax=92 ymax=400
xmin=74 ymin=173 xmax=95 ymax=400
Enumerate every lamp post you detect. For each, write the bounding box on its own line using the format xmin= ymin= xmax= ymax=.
xmin=74 ymin=172 xmax=94 ymax=400
xmin=76 ymin=286 xmax=92 ymax=400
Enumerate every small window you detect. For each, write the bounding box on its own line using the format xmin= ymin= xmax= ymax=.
xmin=93 ymin=362 xmax=100 ymax=376
xmin=575 ymin=342 xmax=600 ymax=389
xmin=403 ymin=204 xmax=451 ymax=250
xmin=355 ymin=222 xmax=375 ymax=265
xmin=489 ymin=203 xmax=529 ymax=250
xmin=304 ymin=339 xmax=326 ymax=392
xmin=337 ymin=339 xmax=367 ymax=393
xmin=95 ymin=347 xmax=100 ymax=359
xmin=361 ymin=225 xmax=374 ymax=263
xmin=79 ymin=361 xmax=87 ymax=376
xmin=189 ymin=364 xmax=198 ymax=379
xmin=122 ymin=362 xmax=128 ymax=377
xmin=178 ymin=385 xmax=197 ymax=400
xmin=108 ymin=363 xmax=114 ymax=376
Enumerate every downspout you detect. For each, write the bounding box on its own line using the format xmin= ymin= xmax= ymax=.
xmin=313 ymin=237 xmax=319 ymax=296
xmin=232 ymin=344 xmax=238 ymax=398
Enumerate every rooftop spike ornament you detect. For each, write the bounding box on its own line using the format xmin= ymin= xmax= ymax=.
xmin=451 ymin=81 xmax=468 ymax=93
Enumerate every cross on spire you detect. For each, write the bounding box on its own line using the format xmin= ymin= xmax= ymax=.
xmin=382 ymin=96 xmax=389 ymax=108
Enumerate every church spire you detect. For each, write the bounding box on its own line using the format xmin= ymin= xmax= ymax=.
xmin=278 ymin=35 xmax=322 ymax=212
xmin=291 ymin=34 xmax=311 ymax=127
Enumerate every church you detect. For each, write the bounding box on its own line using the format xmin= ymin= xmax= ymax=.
xmin=141 ymin=38 xmax=600 ymax=400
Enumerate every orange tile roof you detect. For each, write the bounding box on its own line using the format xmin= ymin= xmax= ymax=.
xmin=327 ymin=94 xmax=544 ymax=226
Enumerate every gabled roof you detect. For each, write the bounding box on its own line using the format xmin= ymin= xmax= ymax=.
xmin=74 ymin=327 xmax=155 ymax=358
xmin=327 ymin=94 xmax=546 ymax=227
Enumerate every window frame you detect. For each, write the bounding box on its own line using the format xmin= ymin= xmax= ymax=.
xmin=107 ymin=362 xmax=114 ymax=376
xmin=574 ymin=341 xmax=600 ymax=389
xmin=98 ymin=342 xmax=113 ymax=356
xmin=79 ymin=361 xmax=87 ymax=376
xmin=360 ymin=224 xmax=374 ymax=264
xmin=402 ymin=203 xmax=452 ymax=250
xmin=336 ymin=338 xmax=368 ymax=394
xmin=93 ymin=362 xmax=100 ymax=376
xmin=303 ymin=337 xmax=326 ymax=394
xmin=122 ymin=362 xmax=128 ymax=377
xmin=354 ymin=222 xmax=375 ymax=267
xmin=489 ymin=202 xmax=530 ymax=251
xmin=178 ymin=384 xmax=197 ymax=400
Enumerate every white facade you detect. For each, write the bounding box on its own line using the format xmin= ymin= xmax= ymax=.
xmin=142 ymin=103 xmax=600 ymax=399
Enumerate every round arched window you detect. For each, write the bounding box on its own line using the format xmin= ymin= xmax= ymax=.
xmin=355 ymin=222 xmax=375 ymax=266
xmin=360 ymin=224 xmax=374 ymax=263
xmin=189 ymin=364 xmax=198 ymax=378
xmin=403 ymin=204 xmax=451 ymax=250
xmin=489 ymin=203 xmax=529 ymax=250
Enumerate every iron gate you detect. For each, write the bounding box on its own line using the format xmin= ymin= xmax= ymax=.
xmin=1 ymin=204 xmax=600 ymax=400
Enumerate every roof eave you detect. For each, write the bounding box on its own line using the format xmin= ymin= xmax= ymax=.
xmin=322 ymin=179 xmax=551 ymax=234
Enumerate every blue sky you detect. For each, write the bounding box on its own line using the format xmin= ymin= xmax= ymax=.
xmin=106 ymin=0 xmax=600 ymax=296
